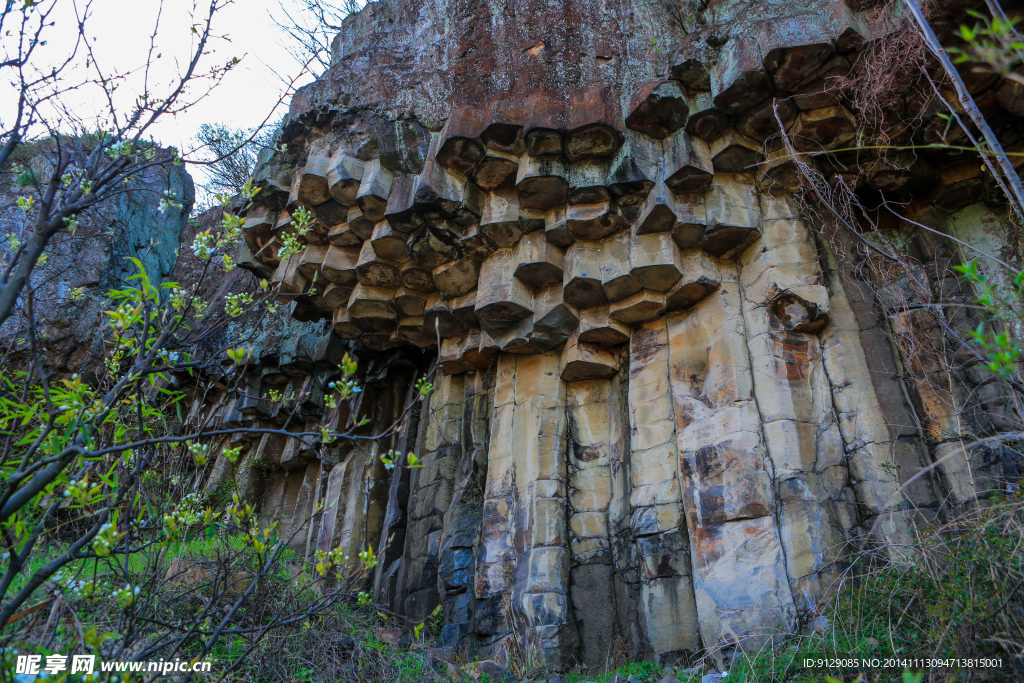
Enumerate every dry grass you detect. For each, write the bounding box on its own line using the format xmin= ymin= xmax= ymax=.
xmin=723 ymin=491 xmax=1024 ymax=682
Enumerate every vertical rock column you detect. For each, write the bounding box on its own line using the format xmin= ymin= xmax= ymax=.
xmin=626 ymin=320 xmax=700 ymax=662
xmin=476 ymin=354 xmax=574 ymax=668
xmin=475 ymin=356 xmax=518 ymax=654
xmin=941 ymin=206 xmax=1024 ymax=499
xmin=399 ymin=373 xmax=465 ymax=621
xmin=315 ymin=375 xmax=405 ymax=581
xmin=888 ymin=305 xmax=981 ymax=504
xmin=316 ymin=439 xmax=385 ymax=573
xmin=666 ymin=270 xmax=796 ymax=655
xmin=816 ymin=229 xmax=922 ymax=554
xmin=291 ymin=461 xmax=325 ymax=558
xmin=437 ymin=371 xmax=491 ymax=653
xmin=513 ymin=354 xmax=574 ymax=667
xmin=860 ymin=220 xmax=980 ymax=509
xmin=565 ymin=375 xmax=627 ymax=671
xmin=737 ymin=200 xmax=854 ymax=613
xmin=375 ymin=375 xmax=424 ymax=608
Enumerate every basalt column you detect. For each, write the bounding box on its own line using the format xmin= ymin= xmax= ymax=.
xmin=667 ymin=270 xmax=798 ymax=653
xmin=565 ymin=370 xmax=635 ymax=670
xmin=477 ymin=354 xmax=575 ymax=666
xmin=227 ymin=0 xmax=1024 ymax=671
xmin=625 ymin=320 xmax=701 ymax=662
xmin=736 ymin=203 xmax=853 ymax=614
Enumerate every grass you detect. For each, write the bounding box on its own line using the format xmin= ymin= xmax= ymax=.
xmin=564 ymin=491 xmax=1023 ymax=683
xmin=713 ymin=490 xmax=1024 ymax=683
xmin=3 ymin=603 xmax=443 ymax=683
xmin=564 ymin=660 xmax=667 ymax=682
xmin=5 ymin=493 xmax=1020 ymax=682
xmin=194 ymin=603 xmax=444 ymax=682
xmin=7 ymin=529 xmax=262 ymax=597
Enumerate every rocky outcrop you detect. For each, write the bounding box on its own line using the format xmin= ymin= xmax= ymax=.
xmin=11 ymin=0 xmax=1022 ymax=675
xmin=0 ymin=144 xmax=194 ymax=371
xmin=210 ymin=0 xmax=1024 ymax=671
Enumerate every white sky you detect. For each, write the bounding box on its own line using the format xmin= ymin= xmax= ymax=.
xmin=147 ymin=0 xmax=317 ymax=150
xmin=93 ymin=0 xmax=316 ymax=148
xmin=3 ymin=0 xmax=338 ymax=154
xmin=1 ymin=0 xmax=374 ymax=204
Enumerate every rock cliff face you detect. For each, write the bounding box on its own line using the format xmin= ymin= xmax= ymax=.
xmin=84 ymin=0 xmax=1022 ymax=672
xmin=0 ymin=146 xmax=194 ymax=371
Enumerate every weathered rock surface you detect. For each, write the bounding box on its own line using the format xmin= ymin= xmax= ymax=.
xmin=12 ymin=0 xmax=1024 ymax=676
xmin=217 ymin=0 xmax=1024 ymax=671
xmin=0 ymin=145 xmax=194 ymax=371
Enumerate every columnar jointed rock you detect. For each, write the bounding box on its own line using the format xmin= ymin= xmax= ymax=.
xmin=219 ymin=0 xmax=1024 ymax=672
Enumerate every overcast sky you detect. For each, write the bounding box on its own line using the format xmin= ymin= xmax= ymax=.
xmin=3 ymin=0 xmax=362 ymax=151
xmin=156 ymin=0 xmax=317 ymax=149
xmin=88 ymin=0 xmax=318 ymax=148
xmin=1 ymin=1 xmax=374 ymax=203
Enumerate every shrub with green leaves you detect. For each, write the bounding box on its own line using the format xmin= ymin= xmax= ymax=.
xmin=954 ymin=259 xmax=1023 ymax=381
